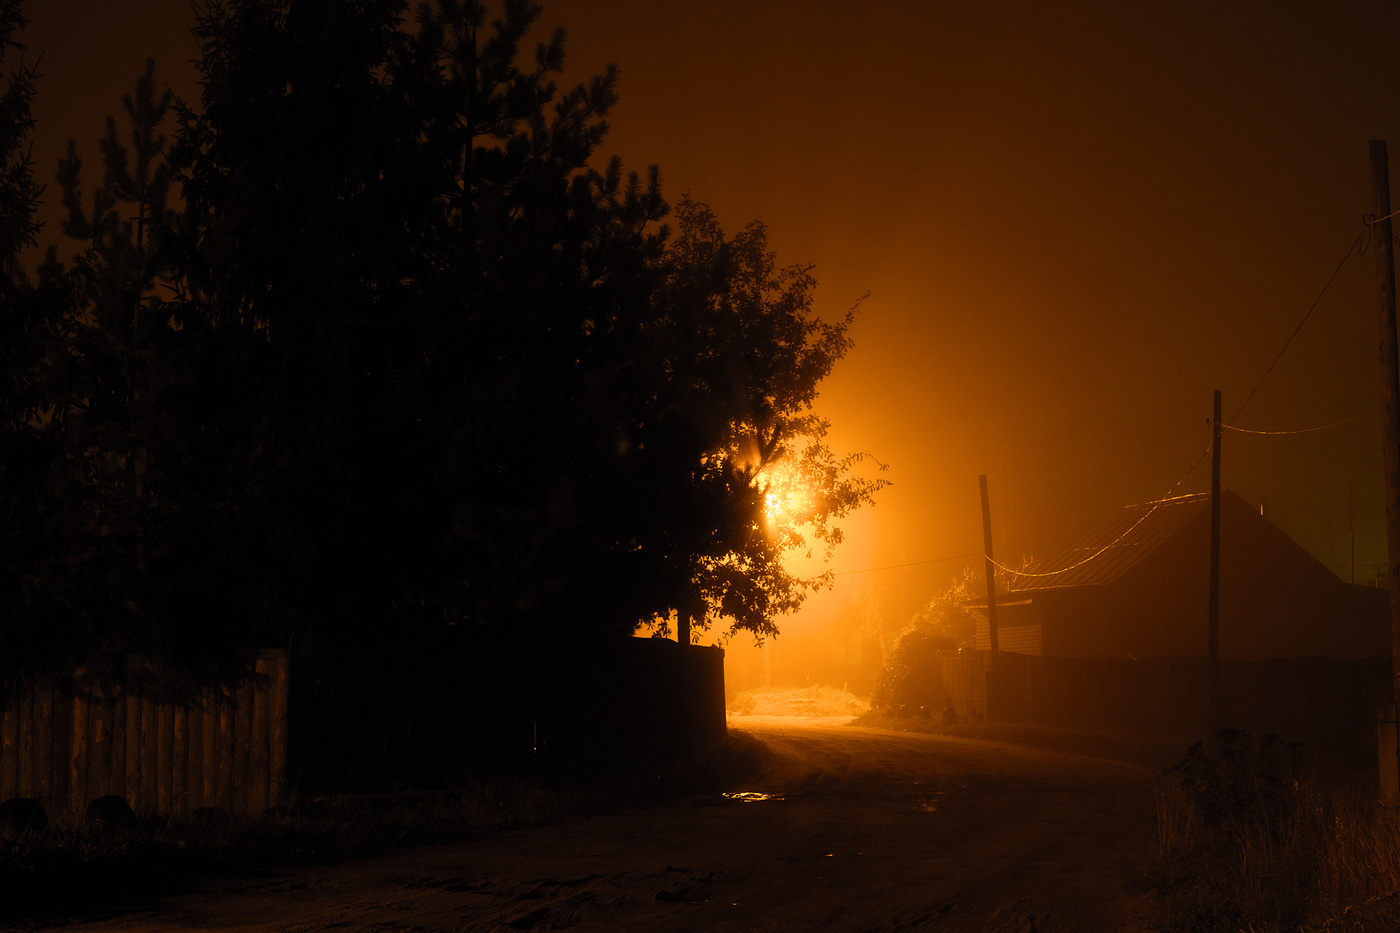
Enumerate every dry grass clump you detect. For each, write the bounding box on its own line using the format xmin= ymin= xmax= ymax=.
xmin=1150 ymin=729 xmax=1400 ymax=932
xmin=728 ymin=684 xmax=867 ymax=718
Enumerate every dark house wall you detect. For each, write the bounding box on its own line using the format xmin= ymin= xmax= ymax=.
xmin=1020 ymin=492 xmax=1387 ymax=661
xmin=1216 ymin=496 xmax=1387 ymax=659
xmin=973 ymin=601 xmax=1044 ymax=655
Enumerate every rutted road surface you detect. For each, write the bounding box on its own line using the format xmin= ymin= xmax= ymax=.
xmin=55 ymin=718 xmax=1161 ymax=932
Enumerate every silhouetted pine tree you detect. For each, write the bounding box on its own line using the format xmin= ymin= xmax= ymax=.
xmin=0 ymin=0 xmax=69 ymax=701
xmin=10 ymin=58 xmax=253 ymax=696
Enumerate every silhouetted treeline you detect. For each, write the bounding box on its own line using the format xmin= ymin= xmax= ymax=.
xmin=0 ymin=0 xmax=885 ymax=708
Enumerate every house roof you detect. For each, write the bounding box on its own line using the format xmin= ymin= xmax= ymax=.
xmin=1010 ymin=492 xmax=1213 ymax=592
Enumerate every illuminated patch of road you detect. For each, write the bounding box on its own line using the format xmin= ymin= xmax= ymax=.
xmin=721 ymin=792 xmax=785 ymax=802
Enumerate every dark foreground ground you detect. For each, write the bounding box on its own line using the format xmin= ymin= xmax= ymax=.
xmin=13 ymin=717 xmax=1163 ymax=932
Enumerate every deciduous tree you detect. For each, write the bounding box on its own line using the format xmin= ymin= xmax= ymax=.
xmin=633 ymin=198 xmax=887 ymax=645
xmin=2 ymin=0 xmax=886 ymax=706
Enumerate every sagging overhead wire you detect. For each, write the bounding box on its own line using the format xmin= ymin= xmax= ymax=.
xmin=984 ymin=498 xmax=1171 ymax=580
xmin=838 ymin=229 xmax=1369 ymax=584
xmin=1367 ymin=207 xmax=1400 ymax=227
xmin=1229 ymin=234 xmax=1361 ymax=426
xmin=988 ymin=231 xmax=1365 ymax=582
xmin=1216 ymin=406 xmax=1380 ymax=436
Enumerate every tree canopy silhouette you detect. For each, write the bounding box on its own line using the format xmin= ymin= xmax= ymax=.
xmin=0 ymin=0 xmax=74 ymax=701
xmin=1 ymin=0 xmax=885 ymax=699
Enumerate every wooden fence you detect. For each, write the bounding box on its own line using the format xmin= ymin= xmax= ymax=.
xmin=0 ymin=650 xmax=288 ymax=821
xmin=906 ymin=651 xmax=1388 ymax=772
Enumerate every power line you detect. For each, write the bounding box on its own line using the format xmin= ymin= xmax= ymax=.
xmin=985 ymin=496 xmax=1184 ymax=579
xmin=990 ymin=234 xmax=1367 ymax=580
xmin=1229 ymin=234 xmax=1360 ymax=424
xmin=1217 ymin=406 xmax=1380 ymax=436
xmin=841 ymin=233 xmax=1368 ymax=585
xmin=1159 ymin=442 xmax=1214 ymax=500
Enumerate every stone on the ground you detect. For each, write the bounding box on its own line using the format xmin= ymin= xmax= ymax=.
xmin=0 ymin=797 xmax=47 ymax=836
xmin=85 ymin=794 xmax=137 ymax=833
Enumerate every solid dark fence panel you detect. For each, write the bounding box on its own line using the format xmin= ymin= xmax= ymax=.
xmin=982 ymin=651 xmax=1388 ymax=773
xmin=536 ymin=639 xmax=727 ymax=783
xmin=0 ymin=650 xmax=289 ymax=822
xmin=287 ymin=634 xmax=728 ymax=795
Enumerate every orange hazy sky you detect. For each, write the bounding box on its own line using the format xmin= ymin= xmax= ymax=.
xmin=19 ymin=0 xmax=1400 ymax=635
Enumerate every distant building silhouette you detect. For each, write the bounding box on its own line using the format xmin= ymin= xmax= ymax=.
xmin=971 ymin=490 xmax=1388 ymax=661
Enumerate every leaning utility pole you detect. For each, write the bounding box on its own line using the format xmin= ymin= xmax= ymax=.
xmin=979 ymin=475 xmax=1001 ymax=719
xmin=979 ymin=474 xmax=1001 ymax=663
xmin=1208 ymin=389 xmax=1222 ymax=735
xmin=1370 ymin=140 xmax=1400 ymax=802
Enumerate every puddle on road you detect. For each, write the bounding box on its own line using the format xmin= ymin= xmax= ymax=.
xmin=912 ymin=780 xmax=966 ymax=813
xmin=721 ymin=792 xmax=785 ymax=803
xmin=915 ymin=791 xmax=948 ymax=812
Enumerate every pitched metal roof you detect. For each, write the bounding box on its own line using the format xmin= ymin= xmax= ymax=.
xmin=1010 ymin=493 xmax=1210 ymax=592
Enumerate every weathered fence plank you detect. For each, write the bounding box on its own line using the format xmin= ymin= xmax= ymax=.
xmin=269 ymin=654 xmax=288 ymax=810
xmin=156 ymin=703 xmax=173 ymax=815
xmin=50 ymin=691 xmax=69 ymax=816
xmin=35 ymin=689 xmax=52 ymax=806
xmin=217 ymin=692 xmax=235 ymax=810
xmin=110 ymin=694 xmax=126 ymax=801
xmin=18 ymin=692 xmax=34 ymax=798
xmin=251 ymin=659 xmax=270 ymax=812
xmin=1 ymin=701 xmax=17 ymax=800
xmin=124 ymin=692 xmax=140 ymax=813
xmin=138 ymin=695 xmax=156 ymax=815
xmin=187 ymin=706 xmax=203 ymax=810
xmin=201 ymin=702 xmax=217 ymax=809
xmin=90 ymin=695 xmax=112 ymax=802
xmin=69 ymin=694 xmax=89 ymax=819
xmin=173 ymin=707 xmax=188 ymax=814
xmin=233 ymin=681 xmax=252 ymax=809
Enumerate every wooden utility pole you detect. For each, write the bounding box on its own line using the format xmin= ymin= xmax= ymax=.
xmin=979 ymin=474 xmax=1001 ymax=661
xmin=1208 ymin=389 xmax=1222 ymax=735
xmin=979 ymin=474 xmax=1002 ymax=721
xmin=1370 ymin=140 xmax=1400 ymax=801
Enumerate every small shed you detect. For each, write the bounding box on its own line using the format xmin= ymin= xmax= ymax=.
xmin=972 ymin=490 xmax=1388 ymax=661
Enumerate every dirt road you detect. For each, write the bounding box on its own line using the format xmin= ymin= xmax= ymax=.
xmin=49 ymin=718 xmax=1162 ymax=932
